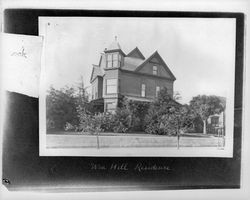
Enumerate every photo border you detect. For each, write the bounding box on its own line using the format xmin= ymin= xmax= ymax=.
xmin=39 ymin=15 xmax=238 ymax=157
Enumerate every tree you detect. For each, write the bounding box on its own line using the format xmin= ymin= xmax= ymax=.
xmin=144 ymin=87 xmax=177 ymax=135
xmin=160 ymin=104 xmax=194 ymax=148
xmin=144 ymin=87 xmax=195 ymax=148
xmin=118 ymin=96 xmax=150 ymax=131
xmin=76 ymin=76 xmax=89 ymax=108
xmin=78 ymin=112 xmax=104 ymax=148
xmin=189 ymin=95 xmax=225 ymax=134
xmin=46 ymin=86 xmax=79 ymax=130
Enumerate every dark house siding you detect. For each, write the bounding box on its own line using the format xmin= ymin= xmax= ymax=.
xmin=120 ymin=70 xmax=173 ymax=99
xmin=138 ymin=62 xmax=171 ymax=79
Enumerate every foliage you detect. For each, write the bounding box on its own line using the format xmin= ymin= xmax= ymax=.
xmin=64 ymin=122 xmax=78 ymax=131
xmin=189 ymin=95 xmax=225 ymax=120
xmin=158 ymin=105 xmax=194 ymax=135
xmin=46 ymin=86 xmax=79 ymax=130
xmin=86 ymin=101 xmax=104 ymax=114
xmin=46 ymin=77 xmax=89 ymax=131
xmin=189 ymin=95 xmax=225 ymax=134
xmin=144 ymin=87 xmax=194 ymax=135
xmin=78 ymin=112 xmax=103 ymax=134
xmin=187 ymin=116 xmax=204 ymax=133
xmin=112 ymin=108 xmax=132 ymax=133
xmin=78 ymin=107 xmax=132 ymax=134
xmin=119 ymin=97 xmax=150 ymax=131
xmin=47 ymin=80 xmax=225 ymax=137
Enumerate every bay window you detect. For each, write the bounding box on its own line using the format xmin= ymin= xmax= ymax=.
xmin=106 ymin=53 xmax=122 ymax=68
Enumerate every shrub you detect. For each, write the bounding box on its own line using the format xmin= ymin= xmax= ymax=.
xmin=64 ymin=122 xmax=77 ymax=131
xmin=118 ymin=97 xmax=150 ymax=131
xmin=144 ymin=108 xmax=160 ymax=134
xmin=78 ymin=107 xmax=132 ymax=134
xmin=112 ymin=108 xmax=132 ymax=133
xmin=46 ymin=119 xmax=55 ymax=130
xmin=144 ymin=87 xmax=194 ymax=135
xmin=78 ymin=112 xmax=104 ymax=134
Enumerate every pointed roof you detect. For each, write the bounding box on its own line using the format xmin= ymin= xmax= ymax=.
xmin=135 ymin=51 xmax=176 ymax=80
xmin=126 ymin=47 xmax=145 ymax=59
xmin=107 ymin=41 xmax=121 ymax=51
xmin=90 ymin=64 xmax=104 ymax=82
xmin=105 ymin=36 xmax=121 ymax=51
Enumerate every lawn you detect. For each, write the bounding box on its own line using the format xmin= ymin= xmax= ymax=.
xmin=46 ymin=131 xmax=225 ymax=149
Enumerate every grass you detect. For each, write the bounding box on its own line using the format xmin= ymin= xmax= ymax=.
xmin=46 ymin=131 xmax=225 ymax=149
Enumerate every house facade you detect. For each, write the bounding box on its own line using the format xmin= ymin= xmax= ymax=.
xmin=90 ymin=38 xmax=176 ymax=112
xmin=207 ymin=111 xmax=225 ymax=135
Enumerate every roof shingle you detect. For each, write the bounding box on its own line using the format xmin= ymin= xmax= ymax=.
xmin=90 ymin=65 xmax=104 ymax=82
xmin=122 ymin=57 xmax=144 ymax=71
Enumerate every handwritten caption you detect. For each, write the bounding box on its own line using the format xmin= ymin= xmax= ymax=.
xmin=90 ymin=162 xmax=171 ymax=172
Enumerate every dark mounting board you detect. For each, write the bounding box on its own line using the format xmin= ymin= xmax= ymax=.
xmin=2 ymin=9 xmax=244 ymax=191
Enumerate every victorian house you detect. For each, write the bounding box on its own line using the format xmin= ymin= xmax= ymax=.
xmin=90 ymin=38 xmax=176 ymax=112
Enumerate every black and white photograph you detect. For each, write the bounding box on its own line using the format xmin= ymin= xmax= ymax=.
xmin=1 ymin=5 xmax=247 ymax=196
xmin=39 ymin=17 xmax=235 ymax=157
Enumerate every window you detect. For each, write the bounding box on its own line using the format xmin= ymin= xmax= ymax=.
xmin=107 ymin=54 xmax=112 ymax=68
xmin=141 ymin=84 xmax=146 ymax=97
xmin=92 ymin=85 xmax=97 ymax=99
xmin=153 ymin=66 xmax=158 ymax=75
xmin=156 ymin=86 xmax=160 ymax=97
xmin=106 ymin=79 xmax=117 ymax=94
xmin=106 ymin=53 xmax=122 ymax=68
xmin=113 ymin=54 xmax=118 ymax=68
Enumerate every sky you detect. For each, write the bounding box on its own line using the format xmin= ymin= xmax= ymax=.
xmin=39 ymin=17 xmax=236 ymax=104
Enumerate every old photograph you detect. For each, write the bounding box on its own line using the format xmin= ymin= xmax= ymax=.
xmin=39 ymin=17 xmax=235 ymax=157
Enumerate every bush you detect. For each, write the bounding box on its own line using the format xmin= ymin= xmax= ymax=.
xmin=64 ymin=122 xmax=77 ymax=131
xmin=119 ymin=97 xmax=150 ymax=131
xmin=77 ymin=87 xmax=194 ymax=135
xmin=78 ymin=107 xmax=132 ymax=134
xmin=46 ymin=119 xmax=55 ymax=130
xmin=144 ymin=87 xmax=194 ymax=135
xmin=112 ymin=108 xmax=132 ymax=133
xmin=78 ymin=112 xmax=104 ymax=134
xmin=144 ymin=108 xmax=160 ymax=134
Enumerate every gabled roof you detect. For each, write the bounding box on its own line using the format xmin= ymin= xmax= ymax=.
xmin=135 ymin=51 xmax=176 ymax=80
xmin=90 ymin=64 xmax=104 ymax=82
xmin=127 ymin=47 xmax=145 ymax=59
xmin=122 ymin=57 xmax=144 ymax=71
xmin=90 ymin=41 xmax=176 ymax=83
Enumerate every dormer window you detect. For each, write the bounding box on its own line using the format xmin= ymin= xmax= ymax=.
xmin=153 ymin=66 xmax=158 ymax=75
xmin=106 ymin=53 xmax=122 ymax=68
